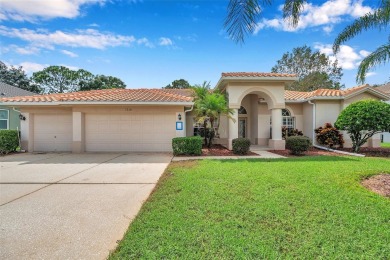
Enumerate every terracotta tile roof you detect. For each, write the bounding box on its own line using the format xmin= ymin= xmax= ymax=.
xmin=222 ymin=72 xmax=297 ymax=78
xmin=285 ymin=84 xmax=370 ymax=100
xmin=0 ymin=88 xmax=194 ymax=103
xmin=376 ymin=83 xmax=390 ymax=94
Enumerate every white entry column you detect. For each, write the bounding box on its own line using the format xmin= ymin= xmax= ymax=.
xmin=228 ymin=108 xmax=239 ymax=150
xmin=269 ymin=108 xmax=285 ymax=150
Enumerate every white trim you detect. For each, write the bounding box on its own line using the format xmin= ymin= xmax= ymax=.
xmin=0 ymin=109 xmax=10 ymax=130
xmin=215 ymin=76 xmax=299 ymax=91
xmin=1 ymin=101 xmax=194 ymax=106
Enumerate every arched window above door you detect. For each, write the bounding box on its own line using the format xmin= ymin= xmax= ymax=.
xmin=238 ymin=106 xmax=247 ymax=115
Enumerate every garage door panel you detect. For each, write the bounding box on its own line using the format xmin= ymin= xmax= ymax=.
xmin=85 ymin=112 xmax=175 ymax=152
xmin=33 ymin=114 xmax=72 ymax=152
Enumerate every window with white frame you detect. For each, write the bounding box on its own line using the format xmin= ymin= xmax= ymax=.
xmin=282 ymin=109 xmax=295 ymax=130
xmin=0 ymin=109 xmax=9 ymax=129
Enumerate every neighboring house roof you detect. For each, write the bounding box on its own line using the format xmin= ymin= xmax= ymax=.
xmin=221 ymin=72 xmax=297 ymax=78
xmin=375 ymin=83 xmax=390 ymax=94
xmin=285 ymin=84 xmax=390 ymax=101
xmin=0 ymin=82 xmax=35 ymax=97
xmin=0 ymin=88 xmax=194 ymax=104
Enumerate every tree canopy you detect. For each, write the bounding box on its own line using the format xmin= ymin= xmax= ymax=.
xmin=271 ymin=46 xmax=343 ymax=91
xmin=224 ymin=0 xmax=390 ymax=84
xmin=335 ymin=99 xmax=390 ymax=153
xmin=31 ymin=66 xmax=126 ymax=93
xmin=0 ymin=61 xmax=42 ymax=93
xmin=164 ymin=79 xmax=192 ymax=89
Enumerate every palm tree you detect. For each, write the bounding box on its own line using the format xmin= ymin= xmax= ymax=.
xmin=192 ymin=82 xmax=234 ymax=147
xmin=224 ymin=0 xmax=390 ymax=83
xmin=333 ymin=0 xmax=390 ymax=83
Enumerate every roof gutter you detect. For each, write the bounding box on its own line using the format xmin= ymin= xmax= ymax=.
xmin=0 ymin=101 xmax=195 ymax=106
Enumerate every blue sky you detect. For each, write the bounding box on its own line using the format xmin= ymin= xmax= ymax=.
xmin=0 ymin=0 xmax=389 ymax=89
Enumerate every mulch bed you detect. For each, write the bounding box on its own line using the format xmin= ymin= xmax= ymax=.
xmin=339 ymin=147 xmax=390 ymax=158
xmin=268 ymin=147 xmax=342 ymax=157
xmin=362 ymin=174 xmax=390 ymax=198
xmin=202 ymin=144 xmax=257 ymax=156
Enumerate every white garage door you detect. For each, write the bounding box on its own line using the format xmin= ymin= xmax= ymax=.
xmin=85 ymin=112 xmax=176 ymax=152
xmin=34 ymin=114 xmax=73 ymax=152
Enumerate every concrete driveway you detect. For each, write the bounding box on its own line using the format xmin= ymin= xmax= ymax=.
xmin=0 ymin=152 xmax=172 ymax=260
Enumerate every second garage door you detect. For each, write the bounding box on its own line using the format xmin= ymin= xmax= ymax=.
xmin=85 ymin=111 xmax=176 ymax=152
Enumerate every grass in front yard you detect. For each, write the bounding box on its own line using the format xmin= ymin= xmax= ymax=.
xmin=381 ymin=142 xmax=390 ymax=148
xmin=110 ymin=157 xmax=390 ymax=259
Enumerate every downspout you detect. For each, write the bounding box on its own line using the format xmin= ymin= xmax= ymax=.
xmin=12 ymin=107 xmax=22 ymax=150
xmin=308 ymin=100 xmax=316 ymax=145
xmin=184 ymin=105 xmax=194 ymax=137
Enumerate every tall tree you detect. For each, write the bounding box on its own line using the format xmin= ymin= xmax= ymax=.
xmin=271 ymin=46 xmax=343 ymax=91
xmin=164 ymin=79 xmax=192 ymax=89
xmin=0 ymin=61 xmax=42 ymax=93
xmin=32 ymin=66 xmax=81 ymax=93
xmin=224 ymin=0 xmax=389 ymax=83
xmin=79 ymin=75 xmax=126 ymax=91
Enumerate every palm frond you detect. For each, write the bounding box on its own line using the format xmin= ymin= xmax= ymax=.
xmin=283 ymin=0 xmax=306 ymax=27
xmin=224 ymin=0 xmax=271 ymax=43
xmin=357 ymin=42 xmax=390 ymax=83
xmin=333 ymin=0 xmax=390 ymax=53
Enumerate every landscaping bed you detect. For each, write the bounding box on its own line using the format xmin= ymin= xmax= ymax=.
xmin=362 ymin=174 xmax=390 ymax=197
xmin=176 ymin=144 xmax=258 ymax=156
xmin=339 ymin=147 xmax=390 ymax=158
xmin=268 ymin=147 xmax=342 ymax=157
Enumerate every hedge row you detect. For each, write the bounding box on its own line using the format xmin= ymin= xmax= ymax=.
xmin=172 ymin=136 xmax=202 ymax=156
xmin=0 ymin=130 xmax=19 ymax=155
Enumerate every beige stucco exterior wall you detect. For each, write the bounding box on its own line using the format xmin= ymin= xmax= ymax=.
xmin=342 ymin=92 xmax=379 ymax=108
xmin=302 ymin=102 xmax=314 ymax=141
xmin=315 ymin=100 xmax=342 ymax=128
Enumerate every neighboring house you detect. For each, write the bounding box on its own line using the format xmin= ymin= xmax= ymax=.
xmin=0 ymin=82 xmax=35 ymax=131
xmin=376 ymin=83 xmax=390 ymax=143
xmin=0 ymin=72 xmax=389 ymax=153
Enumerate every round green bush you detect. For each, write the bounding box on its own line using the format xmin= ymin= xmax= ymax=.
xmin=285 ymin=136 xmax=311 ymax=155
xmin=232 ymin=138 xmax=251 ymax=155
xmin=0 ymin=130 xmax=19 ymax=155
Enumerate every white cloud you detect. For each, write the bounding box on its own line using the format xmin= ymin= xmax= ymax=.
xmin=366 ymin=72 xmax=377 ymax=77
xmin=59 ymin=64 xmax=80 ymax=70
xmin=159 ymin=37 xmax=173 ymax=46
xmin=0 ymin=26 xmax=137 ymax=50
xmin=254 ymin=0 xmax=373 ymax=34
xmin=61 ymin=50 xmax=78 ymax=57
xmin=1 ymin=44 xmax=40 ymax=55
xmin=137 ymin=37 xmax=154 ymax=48
xmin=0 ymin=0 xmax=106 ymax=22
xmin=314 ymin=43 xmax=370 ymax=70
xmin=17 ymin=62 xmax=48 ymax=73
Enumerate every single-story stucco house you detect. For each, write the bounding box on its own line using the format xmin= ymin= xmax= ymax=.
xmin=0 ymin=72 xmax=389 ymax=153
xmin=0 ymin=82 xmax=35 ymax=131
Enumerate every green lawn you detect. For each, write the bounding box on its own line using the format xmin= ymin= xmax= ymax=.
xmin=381 ymin=142 xmax=390 ymax=148
xmin=110 ymin=157 xmax=390 ymax=259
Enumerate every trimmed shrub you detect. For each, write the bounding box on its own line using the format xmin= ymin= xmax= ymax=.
xmin=0 ymin=130 xmax=19 ymax=155
xmin=286 ymin=136 xmax=311 ymax=155
xmin=315 ymin=123 xmax=344 ymax=148
xmin=232 ymin=138 xmax=251 ymax=155
xmin=172 ymin=136 xmax=202 ymax=156
xmin=282 ymin=126 xmax=303 ymax=139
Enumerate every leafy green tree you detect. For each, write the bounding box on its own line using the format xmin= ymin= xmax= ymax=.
xmin=333 ymin=0 xmax=390 ymax=83
xmin=0 ymin=61 xmax=42 ymax=93
xmin=79 ymin=75 xmax=126 ymax=91
xmin=335 ymin=100 xmax=390 ymax=153
xmin=32 ymin=66 xmax=81 ymax=93
xmin=272 ymin=46 xmax=343 ymax=91
xmin=224 ymin=0 xmax=389 ymax=84
xmin=164 ymin=79 xmax=192 ymax=89
xmin=193 ymin=81 xmax=234 ymax=147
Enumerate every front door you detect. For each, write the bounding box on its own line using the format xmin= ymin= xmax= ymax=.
xmin=238 ymin=118 xmax=247 ymax=138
